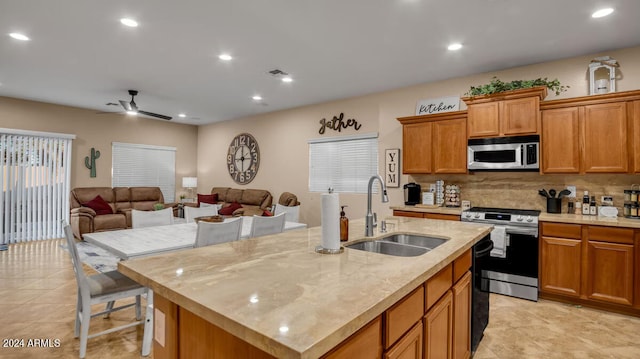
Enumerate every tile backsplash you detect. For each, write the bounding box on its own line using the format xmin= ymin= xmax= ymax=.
xmin=411 ymin=172 xmax=640 ymax=214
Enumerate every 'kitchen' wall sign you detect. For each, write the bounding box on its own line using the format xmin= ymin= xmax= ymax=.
xmin=415 ymin=96 xmax=460 ymax=116
xmin=319 ymin=113 xmax=362 ymax=134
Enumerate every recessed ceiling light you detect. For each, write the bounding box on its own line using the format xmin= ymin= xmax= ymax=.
xmin=252 ymin=95 xmax=262 ymax=101
xmin=447 ymin=43 xmax=463 ymax=51
xmin=9 ymin=33 xmax=30 ymax=41
xmin=592 ymin=8 xmax=614 ymax=18
xmin=281 ymin=76 xmax=293 ymax=83
xmin=178 ymin=113 xmax=186 ymax=118
xmin=218 ymin=54 xmax=233 ymax=61
xmin=120 ymin=18 xmax=139 ymax=27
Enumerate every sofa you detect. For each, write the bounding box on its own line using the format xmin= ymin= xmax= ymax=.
xmin=208 ymin=187 xmax=273 ymax=217
xmin=70 ymin=187 xmax=175 ymax=239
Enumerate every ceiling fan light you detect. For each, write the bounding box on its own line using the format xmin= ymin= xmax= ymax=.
xmin=126 ymin=110 xmax=138 ymax=116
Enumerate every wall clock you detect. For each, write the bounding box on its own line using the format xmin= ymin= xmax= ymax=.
xmin=227 ymin=133 xmax=260 ymax=184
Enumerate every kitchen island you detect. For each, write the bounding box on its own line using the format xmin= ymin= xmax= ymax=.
xmin=118 ymin=216 xmax=492 ymax=358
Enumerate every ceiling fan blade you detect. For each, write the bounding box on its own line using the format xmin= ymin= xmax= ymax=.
xmin=119 ymin=100 xmax=133 ymax=111
xmin=138 ymin=110 xmax=172 ymax=120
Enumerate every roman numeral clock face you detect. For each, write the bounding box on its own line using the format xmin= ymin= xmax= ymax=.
xmin=227 ymin=133 xmax=260 ymax=184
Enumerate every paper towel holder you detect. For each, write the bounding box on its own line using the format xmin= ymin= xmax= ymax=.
xmin=315 ymin=245 xmax=344 ymax=254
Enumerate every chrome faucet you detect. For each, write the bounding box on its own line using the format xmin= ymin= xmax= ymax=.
xmin=365 ymin=174 xmax=389 ymax=237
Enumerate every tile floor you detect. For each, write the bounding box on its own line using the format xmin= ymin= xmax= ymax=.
xmin=1 ymin=238 xmax=639 ymax=358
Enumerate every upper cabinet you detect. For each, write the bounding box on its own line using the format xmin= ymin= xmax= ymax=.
xmin=462 ymin=87 xmax=546 ymax=138
xmin=398 ymin=111 xmax=467 ymax=174
xmin=540 ymin=90 xmax=640 ymax=174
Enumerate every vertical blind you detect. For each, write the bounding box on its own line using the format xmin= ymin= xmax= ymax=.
xmin=1 ymin=128 xmax=74 ymax=243
xmin=308 ymin=133 xmax=378 ymax=193
xmin=112 ymin=142 xmax=176 ymax=202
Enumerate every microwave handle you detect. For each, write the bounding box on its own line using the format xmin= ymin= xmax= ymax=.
xmin=516 ymin=145 xmax=523 ymax=166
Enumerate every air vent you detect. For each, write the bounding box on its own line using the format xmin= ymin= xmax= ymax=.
xmin=105 ymin=102 xmax=119 ymax=106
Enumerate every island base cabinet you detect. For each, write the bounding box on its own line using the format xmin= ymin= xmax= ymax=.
xmin=424 ymin=290 xmax=453 ymax=359
xmin=178 ymin=307 xmax=276 ymax=359
xmin=384 ymin=322 xmax=423 ymax=359
xmin=452 ymin=272 xmax=471 ymax=359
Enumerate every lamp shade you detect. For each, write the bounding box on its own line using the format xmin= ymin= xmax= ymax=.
xmin=182 ymin=177 xmax=198 ymax=188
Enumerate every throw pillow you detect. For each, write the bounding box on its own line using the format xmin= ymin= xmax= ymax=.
xmin=197 ymin=193 xmax=218 ymax=207
xmin=262 ymin=210 xmax=273 ymax=216
xmin=82 ymin=195 xmax=113 ymax=215
xmin=219 ymin=202 xmax=242 ymax=216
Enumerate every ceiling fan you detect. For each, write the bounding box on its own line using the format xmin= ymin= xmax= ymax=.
xmin=118 ymin=90 xmax=172 ymax=120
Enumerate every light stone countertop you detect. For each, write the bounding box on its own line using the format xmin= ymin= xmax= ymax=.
xmin=539 ymin=213 xmax=640 ymax=228
xmin=118 ymin=217 xmax=492 ymax=359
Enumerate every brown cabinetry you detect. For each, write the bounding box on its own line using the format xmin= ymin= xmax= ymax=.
xmin=424 ymin=290 xmax=453 ymax=359
xmin=397 ymin=112 xmax=467 ymax=174
xmin=385 ymin=322 xmax=423 ymax=359
xmin=463 ymin=87 xmax=545 ymax=138
xmin=393 ymin=210 xmax=460 ymax=222
xmin=403 ymin=122 xmax=432 ymax=174
xmin=323 ymin=316 xmax=383 ymax=359
xmin=540 ymin=222 xmax=638 ymax=315
xmin=452 ymin=271 xmax=471 ymax=359
xmin=540 ymin=91 xmax=640 ymax=174
xmin=541 ymin=107 xmax=580 ymax=173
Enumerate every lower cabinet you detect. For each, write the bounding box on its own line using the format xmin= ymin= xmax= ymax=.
xmin=385 ymin=322 xmax=423 ymax=359
xmin=540 ymin=222 xmax=637 ymax=314
xmin=424 ymin=290 xmax=453 ymax=359
xmin=323 ymin=316 xmax=383 ymax=359
xmin=393 ymin=210 xmax=460 ymax=221
xmin=452 ymin=272 xmax=472 ymax=359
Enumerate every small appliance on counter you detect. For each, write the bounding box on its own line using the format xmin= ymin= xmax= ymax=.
xmin=404 ymin=183 xmax=421 ymax=205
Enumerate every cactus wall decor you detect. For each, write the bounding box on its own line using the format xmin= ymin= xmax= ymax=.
xmin=85 ymin=147 xmax=101 ymax=178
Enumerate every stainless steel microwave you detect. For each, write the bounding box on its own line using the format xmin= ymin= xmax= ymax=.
xmin=467 ymin=135 xmax=539 ymax=171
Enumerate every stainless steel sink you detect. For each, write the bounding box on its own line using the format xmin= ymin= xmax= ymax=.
xmin=346 ymin=240 xmax=429 ymax=257
xmin=379 ymin=234 xmax=448 ymax=250
xmin=345 ymin=234 xmax=448 ymax=257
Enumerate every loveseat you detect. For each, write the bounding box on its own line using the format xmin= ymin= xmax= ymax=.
xmin=70 ymin=187 xmax=175 ymax=239
xmin=208 ymin=187 xmax=273 ymax=217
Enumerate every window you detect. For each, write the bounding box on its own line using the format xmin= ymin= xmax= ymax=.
xmin=308 ymin=133 xmax=378 ymax=193
xmin=112 ymin=142 xmax=176 ymax=202
xmin=1 ymin=128 xmax=75 ymax=243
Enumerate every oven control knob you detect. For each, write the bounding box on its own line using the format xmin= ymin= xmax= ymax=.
xmin=465 ymin=212 xmax=472 ymax=219
xmin=516 ymin=215 xmax=524 ymax=221
xmin=474 ymin=213 xmax=480 ymax=219
xmin=526 ymin=216 xmax=533 ymax=222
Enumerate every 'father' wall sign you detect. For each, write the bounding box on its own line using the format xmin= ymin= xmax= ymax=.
xmin=319 ymin=113 xmax=362 ymax=134
xmin=415 ymin=96 xmax=460 ymax=116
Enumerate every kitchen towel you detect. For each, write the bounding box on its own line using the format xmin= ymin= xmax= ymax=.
xmin=490 ymin=226 xmax=508 ymax=258
xmin=321 ymin=192 xmax=340 ymax=250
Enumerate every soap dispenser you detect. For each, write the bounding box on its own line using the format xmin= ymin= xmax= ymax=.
xmin=340 ymin=206 xmax=349 ymax=242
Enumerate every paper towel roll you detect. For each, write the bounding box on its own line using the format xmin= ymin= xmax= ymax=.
xmin=321 ymin=192 xmax=341 ymax=250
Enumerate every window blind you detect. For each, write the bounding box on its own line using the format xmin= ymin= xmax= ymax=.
xmin=1 ymin=128 xmax=74 ymax=243
xmin=308 ymin=133 xmax=378 ymax=193
xmin=112 ymin=142 xmax=176 ymax=202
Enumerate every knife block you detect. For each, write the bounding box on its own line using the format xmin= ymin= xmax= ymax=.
xmin=546 ymin=198 xmax=562 ymax=213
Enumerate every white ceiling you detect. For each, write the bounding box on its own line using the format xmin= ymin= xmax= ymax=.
xmin=1 ymin=0 xmax=639 ymax=125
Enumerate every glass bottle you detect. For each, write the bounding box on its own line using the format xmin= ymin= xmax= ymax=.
xmin=340 ymin=206 xmax=349 ymax=241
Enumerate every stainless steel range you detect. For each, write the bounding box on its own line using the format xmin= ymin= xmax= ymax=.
xmin=462 ymin=207 xmax=540 ymax=301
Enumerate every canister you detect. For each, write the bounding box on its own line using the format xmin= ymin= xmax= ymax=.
xmin=631 ymin=203 xmax=639 ymax=217
xmin=624 ymin=203 xmax=632 ymax=217
xmin=624 ymin=189 xmax=632 ymax=202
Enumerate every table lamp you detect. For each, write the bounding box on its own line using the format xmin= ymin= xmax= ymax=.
xmin=182 ymin=177 xmax=197 ymax=199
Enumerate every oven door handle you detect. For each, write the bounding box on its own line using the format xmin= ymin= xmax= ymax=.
xmin=504 ymin=226 xmax=538 ymax=237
